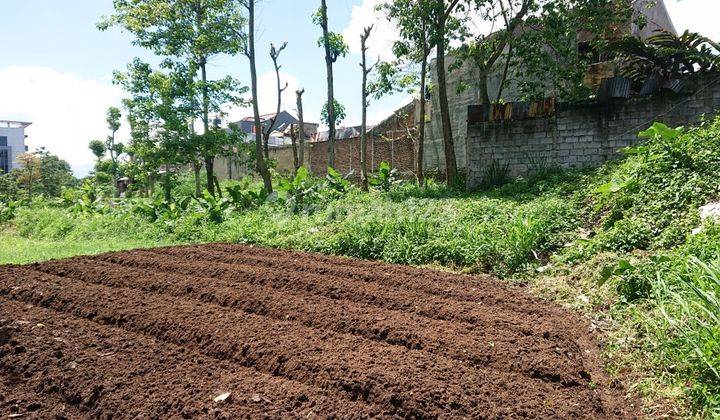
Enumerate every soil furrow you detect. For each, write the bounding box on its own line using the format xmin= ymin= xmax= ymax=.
xmin=145 ymin=244 xmax=547 ymax=315
xmin=0 ymin=266 xmax=619 ymax=418
xmin=0 ymin=298 xmax=386 ymax=418
xmin=173 ymin=243 xmax=529 ymax=306
xmin=93 ymin=250 xmax=562 ymax=333
xmin=0 ymin=371 xmax=86 ymax=419
xmin=33 ymin=258 xmax=589 ymax=385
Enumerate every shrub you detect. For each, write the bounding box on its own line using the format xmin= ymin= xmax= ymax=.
xmin=592 ymin=218 xmax=654 ymax=253
xmin=14 ymin=206 xmax=77 ymax=240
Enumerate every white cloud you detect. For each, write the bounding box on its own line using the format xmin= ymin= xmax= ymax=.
xmin=664 ymin=0 xmax=720 ymax=41
xmin=226 ymin=70 xmax=301 ymax=122
xmin=341 ymin=0 xmax=399 ymax=62
xmin=0 ymin=65 xmax=125 ymax=176
xmin=0 ymin=65 xmax=304 ymax=176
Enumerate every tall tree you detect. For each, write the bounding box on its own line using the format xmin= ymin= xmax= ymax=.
xmin=114 ymin=59 xmax=200 ymax=201
xmin=456 ymin=0 xmax=618 ymax=103
xmin=433 ymin=0 xmax=463 ymax=187
xmin=35 ymin=148 xmax=76 ymax=197
xmin=289 ymin=123 xmax=300 ymax=173
xmin=377 ymin=0 xmax=435 ymax=186
xmin=314 ymin=0 xmax=348 ymax=169
xmin=262 ymin=42 xmax=288 ymax=159
xmin=240 ymin=0 xmax=273 ymax=193
xmin=295 ymin=89 xmax=306 ymax=169
xmin=12 ymin=149 xmax=75 ymax=197
xmin=88 ymin=139 xmax=107 ymax=165
xmin=320 ymin=100 xmax=347 ymax=131
xmin=15 ymin=153 xmax=41 ymax=196
xmin=359 ymin=25 xmax=377 ymax=191
xmin=99 ymin=0 xmax=245 ymax=196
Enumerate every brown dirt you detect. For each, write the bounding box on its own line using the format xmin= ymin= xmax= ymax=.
xmin=0 ymin=244 xmax=635 ymax=418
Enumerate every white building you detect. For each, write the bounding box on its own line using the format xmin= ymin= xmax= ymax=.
xmin=0 ymin=120 xmax=31 ymax=173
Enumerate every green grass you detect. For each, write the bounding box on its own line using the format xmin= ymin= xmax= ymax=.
xmin=0 ymin=233 xmax=176 ymax=265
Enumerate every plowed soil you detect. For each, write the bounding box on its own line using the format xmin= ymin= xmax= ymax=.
xmin=0 ymin=244 xmax=634 ymax=418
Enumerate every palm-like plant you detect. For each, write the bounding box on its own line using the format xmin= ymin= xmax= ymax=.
xmin=608 ymin=30 xmax=720 ymax=85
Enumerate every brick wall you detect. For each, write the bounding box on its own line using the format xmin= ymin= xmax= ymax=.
xmin=307 ymin=134 xmax=415 ymax=178
xmin=307 ymin=105 xmax=417 ymax=178
xmin=215 ymin=105 xmax=418 ymax=181
xmin=466 ymin=75 xmax=720 ymax=189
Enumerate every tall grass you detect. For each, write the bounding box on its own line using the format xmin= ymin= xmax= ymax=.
xmin=649 ymin=256 xmax=720 ymax=415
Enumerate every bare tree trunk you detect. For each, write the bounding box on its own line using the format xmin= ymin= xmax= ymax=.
xmin=163 ymin=160 xmax=172 ymax=202
xmin=245 ymin=0 xmax=273 ymax=193
xmin=192 ymin=161 xmax=201 ymax=196
xmin=194 ymin=0 xmax=215 ymax=198
xmin=262 ymin=42 xmax=288 ymax=162
xmin=296 ymin=89 xmax=305 ymax=168
xmin=148 ymin=173 xmax=155 ymax=198
xmin=484 ymin=1 xmax=529 ymax=104
xmin=360 ymin=26 xmax=373 ymax=191
xmin=262 ymin=130 xmax=269 ymax=159
xmin=214 ymin=175 xmax=222 ymax=197
xmin=199 ymin=59 xmax=216 ymax=196
xmin=496 ymin=44 xmax=513 ymax=103
xmin=417 ymin=51 xmax=428 ymax=187
xmin=290 ymin=124 xmax=299 ymax=174
xmin=109 ymin=129 xmax=119 ymax=197
xmin=320 ymin=0 xmax=336 ymax=169
xmin=436 ymin=22 xmax=458 ymax=187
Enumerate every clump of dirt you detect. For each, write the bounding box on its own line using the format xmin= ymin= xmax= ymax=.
xmin=1 ymin=244 xmax=635 ymax=418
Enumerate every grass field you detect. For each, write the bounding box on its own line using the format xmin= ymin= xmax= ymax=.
xmin=0 ymin=235 xmax=176 ymax=265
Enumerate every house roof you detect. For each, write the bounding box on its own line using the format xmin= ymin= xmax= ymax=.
xmin=281 ymin=121 xmax=319 ymax=138
xmin=0 ymin=120 xmax=32 ymax=128
xmin=314 ymin=125 xmax=366 ymax=142
xmin=312 ymin=101 xmax=417 ymax=143
xmin=230 ymin=110 xmax=318 ymax=135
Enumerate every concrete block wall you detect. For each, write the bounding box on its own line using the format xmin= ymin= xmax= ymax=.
xmin=424 ymin=53 xmax=543 ymax=172
xmin=268 ymin=145 xmax=301 ymax=175
xmin=466 ymin=75 xmax=720 ymax=189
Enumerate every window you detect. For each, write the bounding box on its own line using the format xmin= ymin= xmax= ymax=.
xmin=0 ymin=136 xmax=7 ymax=147
xmin=0 ymin=148 xmax=9 ymax=174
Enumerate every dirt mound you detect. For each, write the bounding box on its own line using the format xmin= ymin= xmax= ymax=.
xmin=0 ymin=244 xmax=634 ymax=418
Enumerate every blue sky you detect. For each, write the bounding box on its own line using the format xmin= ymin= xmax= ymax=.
xmin=1 ymin=0 xmax=718 ymax=176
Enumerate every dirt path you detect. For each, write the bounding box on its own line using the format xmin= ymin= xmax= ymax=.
xmin=0 ymin=244 xmax=634 ymax=418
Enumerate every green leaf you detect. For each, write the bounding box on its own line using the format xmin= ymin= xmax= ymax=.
xmin=639 ymin=122 xmax=683 ymax=141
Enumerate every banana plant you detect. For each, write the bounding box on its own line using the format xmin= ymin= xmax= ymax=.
xmin=192 ymin=190 xmax=230 ymax=223
xmin=369 ymin=162 xmax=400 ymax=192
xmin=608 ymin=30 xmax=720 ymax=87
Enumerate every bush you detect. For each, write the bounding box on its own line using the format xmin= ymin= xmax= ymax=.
xmin=592 ymin=218 xmax=654 ymax=253
xmin=654 ymin=257 xmax=720 ymax=412
xmin=14 ymin=206 xmax=77 ymax=240
xmin=586 ymin=121 xmax=720 ymax=252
